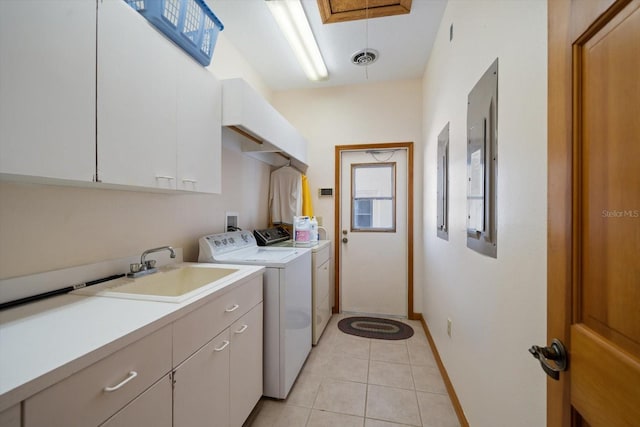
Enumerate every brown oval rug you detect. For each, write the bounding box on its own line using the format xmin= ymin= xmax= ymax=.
xmin=338 ymin=317 xmax=414 ymax=340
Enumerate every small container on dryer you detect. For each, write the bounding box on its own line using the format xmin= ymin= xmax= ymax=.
xmin=293 ymin=216 xmax=311 ymax=245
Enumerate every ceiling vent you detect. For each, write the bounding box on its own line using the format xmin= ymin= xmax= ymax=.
xmin=351 ymin=49 xmax=379 ymax=66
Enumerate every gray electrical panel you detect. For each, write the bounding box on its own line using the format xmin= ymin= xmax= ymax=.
xmin=466 ymin=59 xmax=498 ymax=258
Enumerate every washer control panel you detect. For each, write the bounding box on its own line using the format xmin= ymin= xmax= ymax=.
xmin=198 ymin=231 xmax=256 ymax=261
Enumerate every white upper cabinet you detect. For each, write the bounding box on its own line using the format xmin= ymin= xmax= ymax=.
xmin=1 ymin=0 xmax=221 ymax=193
xmin=0 ymin=0 xmax=96 ymax=182
xmin=97 ymin=0 xmax=221 ymax=193
xmin=97 ymin=0 xmax=178 ymax=190
xmin=176 ymin=59 xmax=222 ymax=194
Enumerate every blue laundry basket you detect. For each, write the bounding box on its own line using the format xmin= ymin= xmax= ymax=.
xmin=125 ymin=0 xmax=224 ymax=66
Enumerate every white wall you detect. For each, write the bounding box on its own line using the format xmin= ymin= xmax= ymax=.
xmin=0 ymin=37 xmax=272 ymax=280
xmin=208 ymin=33 xmax=273 ymax=100
xmin=0 ymin=147 xmax=270 ymax=279
xmin=272 ymin=79 xmax=424 ymax=312
xmin=421 ymin=1 xmax=548 ymax=426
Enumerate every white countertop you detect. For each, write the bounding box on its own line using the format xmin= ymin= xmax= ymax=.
xmin=0 ymin=262 xmax=264 ymax=411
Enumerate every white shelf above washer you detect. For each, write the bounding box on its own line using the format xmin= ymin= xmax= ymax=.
xmin=221 ymin=78 xmax=308 ymax=172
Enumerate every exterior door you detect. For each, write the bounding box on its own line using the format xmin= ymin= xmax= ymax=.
xmin=337 ymin=144 xmax=411 ymax=317
xmin=548 ymin=0 xmax=640 ymax=426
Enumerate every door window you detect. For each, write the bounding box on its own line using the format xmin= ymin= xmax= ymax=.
xmin=351 ymin=162 xmax=396 ymax=232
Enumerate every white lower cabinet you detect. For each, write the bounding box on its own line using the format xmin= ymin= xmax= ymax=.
xmin=16 ymin=276 xmax=263 ymax=427
xmin=173 ymin=330 xmax=230 ymax=427
xmin=0 ymin=404 xmax=20 ymax=427
xmin=313 ymin=245 xmax=332 ymax=345
xmin=23 ymin=326 xmax=172 ymax=427
xmin=173 ymin=284 xmax=263 ymax=427
xmin=101 ymin=375 xmax=172 ymax=427
xmin=230 ymin=303 xmax=263 ymax=427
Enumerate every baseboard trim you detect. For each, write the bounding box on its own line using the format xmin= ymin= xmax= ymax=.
xmin=417 ymin=313 xmax=470 ymax=427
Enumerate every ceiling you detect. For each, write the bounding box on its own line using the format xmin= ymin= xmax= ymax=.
xmin=208 ymin=0 xmax=447 ymax=91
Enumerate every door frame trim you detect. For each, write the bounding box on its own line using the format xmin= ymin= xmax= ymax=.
xmin=334 ymin=142 xmax=417 ymax=319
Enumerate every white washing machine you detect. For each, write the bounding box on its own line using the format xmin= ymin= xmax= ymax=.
xmin=199 ymin=231 xmax=311 ymax=399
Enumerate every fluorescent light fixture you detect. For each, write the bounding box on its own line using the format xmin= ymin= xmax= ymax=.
xmin=265 ymin=0 xmax=329 ymax=81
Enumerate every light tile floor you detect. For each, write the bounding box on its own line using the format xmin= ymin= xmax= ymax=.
xmin=244 ymin=314 xmax=461 ymax=427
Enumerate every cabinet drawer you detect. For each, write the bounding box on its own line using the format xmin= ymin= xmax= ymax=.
xmin=313 ymin=245 xmax=330 ymax=268
xmin=173 ymin=275 xmax=262 ymax=365
xmin=24 ymin=325 xmax=172 ymax=427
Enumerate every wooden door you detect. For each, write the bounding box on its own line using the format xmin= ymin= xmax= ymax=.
xmin=548 ymin=0 xmax=640 ymax=426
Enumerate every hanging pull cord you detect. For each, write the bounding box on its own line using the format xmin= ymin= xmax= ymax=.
xmin=365 ymin=0 xmax=369 ymax=79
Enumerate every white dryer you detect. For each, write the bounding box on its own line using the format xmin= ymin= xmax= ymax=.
xmin=199 ymin=231 xmax=311 ymax=399
xmin=272 ymin=240 xmax=331 ymax=345
xmin=254 ymin=227 xmax=332 ymax=345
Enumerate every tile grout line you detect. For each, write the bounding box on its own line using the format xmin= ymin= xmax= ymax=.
xmin=364 ymin=337 xmax=371 ymax=421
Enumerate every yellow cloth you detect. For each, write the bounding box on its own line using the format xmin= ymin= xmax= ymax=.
xmin=301 ymin=174 xmax=313 ymax=217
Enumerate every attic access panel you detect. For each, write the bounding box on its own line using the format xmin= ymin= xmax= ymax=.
xmin=467 ymin=58 xmax=498 ymax=258
xmin=317 ymin=0 xmax=412 ymax=24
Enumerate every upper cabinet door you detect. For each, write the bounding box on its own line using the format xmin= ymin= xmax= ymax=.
xmin=176 ymin=59 xmax=221 ymax=194
xmin=96 ymin=0 xmax=178 ymax=190
xmin=0 ymin=0 xmax=96 ymax=182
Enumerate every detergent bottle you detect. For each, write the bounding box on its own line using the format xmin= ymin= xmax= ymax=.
xmin=310 ymin=217 xmax=319 ymax=243
xmin=294 ymin=216 xmax=310 ymax=245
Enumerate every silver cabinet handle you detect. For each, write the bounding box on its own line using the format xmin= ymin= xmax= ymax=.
xmin=155 ymin=175 xmax=175 ymax=180
xmin=234 ymin=324 xmax=248 ymax=334
xmin=104 ymin=371 xmax=137 ymax=392
xmin=214 ymin=340 xmax=230 ymax=352
xmin=225 ymin=304 xmax=239 ymax=313
xmin=182 ymin=179 xmax=197 ymax=183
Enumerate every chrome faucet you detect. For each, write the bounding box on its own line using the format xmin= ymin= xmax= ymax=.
xmin=128 ymin=246 xmax=176 ymax=278
xmin=141 ymin=246 xmax=176 ymax=265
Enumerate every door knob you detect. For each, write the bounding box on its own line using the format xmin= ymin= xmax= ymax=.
xmin=342 ymin=237 xmax=348 ymax=243
xmin=529 ymin=338 xmax=567 ymax=380
xmin=342 ymin=230 xmax=348 ymax=235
